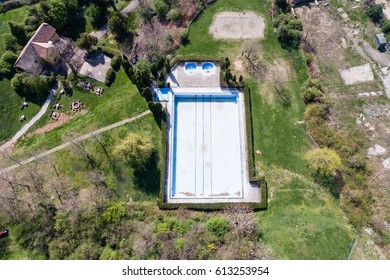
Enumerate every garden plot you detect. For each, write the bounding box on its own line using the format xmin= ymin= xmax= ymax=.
xmin=340 ymin=63 xmax=375 ymax=85
xmin=209 ymin=12 xmax=265 ymax=39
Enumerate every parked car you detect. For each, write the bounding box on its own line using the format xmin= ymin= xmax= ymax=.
xmin=0 ymin=229 xmax=9 ymax=238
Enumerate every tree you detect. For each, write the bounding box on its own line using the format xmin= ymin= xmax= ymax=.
xmin=0 ymin=51 xmax=17 ymax=76
xmin=11 ymin=73 xmax=50 ymax=99
xmin=382 ymin=20 xmax=390 ymax=33
xmin=167 ymin=8 xmax=181 ymax=21
xmin=46 ymin=0 xmax=69 ymax=30
xmin=154 ymin=0 xmax=169 ymax=21
xmin=76 ymin=33 xmax=98 ymax=53
xmin=8 ymin=22 xmax=28 ymax=45
xmin=306 ymin=148 xmax=342 ymax=178
xmin=2 ymin=33 xmax=20 ymax=52
xmin=274 ymin=13 xmax=303 ymax=49
xmin=86 ymin=3 xmax=105 ymax=28
xmin=112 ymin=133 xmax=154 ymax=168
xmin=367 ymin=4 xmax=384 ymax=24
xmin=301 ymin=79 xmax=323 ymax=103
xmin=108 ymin=11 xmax=127 ymax=42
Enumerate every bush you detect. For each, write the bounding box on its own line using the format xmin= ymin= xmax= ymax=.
xmin=110 ymin=55 xmax=122 ymax=71
xmin=274 ymin=13 xmax=303 ymax=49
xmin=301 ymin=79 xmax=323 ymax=103
xmin=166 ymin=8 xmax=181 ymax=21
xmin=153 ymin=0 xmax=169 ymax=21
xmin=206 ymin=217 xmax=230 ymax=240
xmin=76 ymin=33 xmax=98 ymax=53
xmin=11 ymin=73 xmax=50 ymax=99
xmin=367 ymin=3 xmax=383 ymax=24
xmin=105 ymin=67 xmax=116 ymax=86
xmin=1 ymin=51 xmax=18 ymax=65
xmin=2 ymin=33 xmax=20 ymax=52
xmin=0 ymin=60 xmax=13 ymax=76
xmin=180 ymin=30 xmax=189 ymax=45
xmin=102 ymin=203 xmax=127 ymax=223
xmin=382 ymin=20 xmax=390 ymax=33
xmin=306 ymin=148 xmax=342 ymax=178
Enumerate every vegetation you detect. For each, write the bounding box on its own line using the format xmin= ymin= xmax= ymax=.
xmin=274 ymin=13 xmax=303 ymax=49
xmin=112 ymin=132 xmax=154 ymax=168
xmin=76 ymin=33 xmax=98 ymax=53
xmin=108 ymin=11 xmax=128 ymax=42
xmin=306 ymin=148 xmax=342 ymax=178
xmin=11 ymin=73 xmax=51 ymax=99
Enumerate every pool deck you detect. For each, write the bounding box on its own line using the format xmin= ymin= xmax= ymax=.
xmin=165 ymin=87 xmax=260 ymax=204
xmin=166 ymin=62 xmax=221 ymax=88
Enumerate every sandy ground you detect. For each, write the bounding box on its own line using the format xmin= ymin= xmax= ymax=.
xmin=339 ymin=63 xmax=375 ymax=85
xmin=209 ymin=12 xmax=265 ymax=39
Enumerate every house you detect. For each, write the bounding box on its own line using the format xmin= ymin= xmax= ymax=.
xmin=373 ymin=33 xmax=387 ymax=50
xmin=14 ymin=23 xmax=69 ymax=75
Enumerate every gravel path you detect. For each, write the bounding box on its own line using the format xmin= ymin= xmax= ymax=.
xmin=0 ymin=110 xmax=151 ymax=173
xmin=0 ymin=82 xmax=58 ymax=153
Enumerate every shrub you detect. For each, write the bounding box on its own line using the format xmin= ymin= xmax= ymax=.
xmin=301 ymin=79 xmax=323 ymax=103
xmin=112 ymin=132 xmax=154 ymax=168
xmin=274 ymin=13 xmax=303 ymax=48
xmin=2 ymin=33 xmax=20 ymax=52
xmin=0 ymin=60 xmax=14 ymax=76
xmin=102 ymin=203 xmax=127 ymax=223
xmin=306 ymin=148 xmax=342 ymax=178
xmin=206 ymin=217 xmax=230 ymax=240
xmin=110 ymin=55 xmax=122 ymax=71
xmin=11 ymin=73 xmax=50 ymax=99
xmin=367 ymin=3 xmax=383 ymax=24
xmin=1 ymin=51 xmax=18 ymax=65
xmin=105 ymin=67 xmax=116 ymax=86
xmin=167 ymin=8 xmax=181 ymax=21
xmin=382 ymin=20 xmax=390 ymax=33
xmin=153 ymin=0 xmax=169 ymax=21
xmin=76 ymin=33 xmax=98 ymax=53
xmin=180 ymin=30 xmax=189 ymax=45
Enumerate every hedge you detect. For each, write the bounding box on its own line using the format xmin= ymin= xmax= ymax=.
xmin=0 ymin=0 xmax=39 ymax=13
xmin=105 ymin=67 xmax=115 ymax=86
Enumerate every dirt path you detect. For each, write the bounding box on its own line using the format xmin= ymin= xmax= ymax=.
xmin=0 ymin=110 xmax=151 ymax=173
xmin=0 ymin=82 xmax=58 ymax=153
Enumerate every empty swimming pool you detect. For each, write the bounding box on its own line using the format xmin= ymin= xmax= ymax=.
xmin=184 ymin=62 xmax=197 ymax=74
xmin=202 ymin=62 xmax=215 ymax=73
xmin=169 ymin=92 xmax=244 ymax=199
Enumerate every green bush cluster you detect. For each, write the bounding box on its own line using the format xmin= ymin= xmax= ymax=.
xmin=303 ymin=82 xmax=372 ymax=227
xmin=110 ymin=55 xmax=122 ymax=72
xmin=274 ymin=13 xmax=303 ymax=49
xmin=105 ymin=67 xmax=116 ymax=86
xmin=301 ymin=78 xmax=323 ymax=104
xmin=0 ymin=0 xmax=39 ymax=13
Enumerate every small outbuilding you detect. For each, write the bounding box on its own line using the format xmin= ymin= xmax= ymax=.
xmin=373 ymin=33 xmax=387 ymax=49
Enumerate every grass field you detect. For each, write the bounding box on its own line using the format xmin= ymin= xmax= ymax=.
xmin=177 ymin=0 xmax=355 ymax=259
xmin=12 ymin=67 xmax=148 ymax=156
xmin=258 ymin=167 xmax=354 ymax=259
xmin=0 ymin=6 xmax=29 ymax=54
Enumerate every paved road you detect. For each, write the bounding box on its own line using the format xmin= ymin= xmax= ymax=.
xmin=0 ymin=82 xmax=58 ymax=153
xmin=90 ymin=0 xmax=139 ymax=40
xmin=0 ymin=110 xmax=151 ymax=173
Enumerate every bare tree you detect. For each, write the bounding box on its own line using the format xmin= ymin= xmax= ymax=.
xmin=241 ymin=40 xmax=266 ymax=78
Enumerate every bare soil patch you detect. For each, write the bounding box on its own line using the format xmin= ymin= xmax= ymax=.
xmin=340 ymin=63 xmax=375 ymax=85
xmin=209 ymin=12 xmax=265 ymax=39
xmin=295 ymin=6 xmax=347 ymax=69
xmin=29 ymin=114 xmax=74 ymax=136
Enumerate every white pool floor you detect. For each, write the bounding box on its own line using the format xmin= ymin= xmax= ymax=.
xmin=171 ymin=94 xmax=243 ymax=199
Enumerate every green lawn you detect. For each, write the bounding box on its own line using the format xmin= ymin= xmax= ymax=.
xmin=0 ymin=78 xmax=42 ymax=143
xmin=258 ymin=167 xmax=355 ymax=259
xmin=13 ymin=68 xmax=148 ymax=156
xmin=177 ymin=0 xmax=355 ymax=259
xmin=0 ymin=6 xmax=29 ymax=54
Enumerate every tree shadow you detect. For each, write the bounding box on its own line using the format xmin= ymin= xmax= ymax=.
xmin=63 ymin=15 xmax=87 ymax=41
xmin=314 ymin=172 xmax=344 ymax=199
xmin=0 ymin=237 xmax=10 ymax=260
xmin=133 ymin=151 xmax=160 ymax=196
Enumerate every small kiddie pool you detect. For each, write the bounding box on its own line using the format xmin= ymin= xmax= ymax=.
xmin=202 ymin=62 xmax=215 ymax=73
xmin=184 ymin=62 xmax=197 ymax=74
